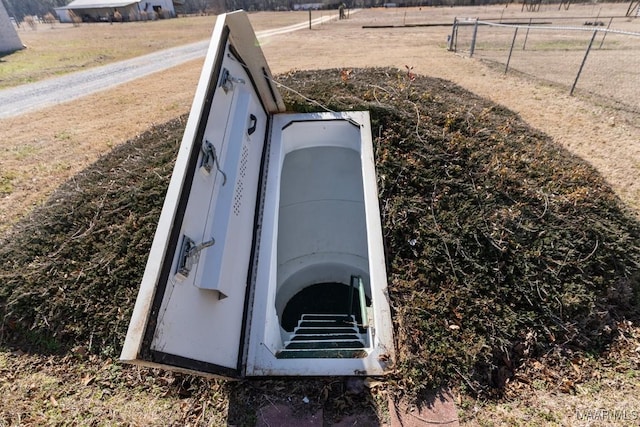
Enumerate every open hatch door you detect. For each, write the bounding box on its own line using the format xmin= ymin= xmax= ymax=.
xmin=120 ymin=11 xmax=284 ymax=378
xmin=121 ymin=10 xmax=395 ymax=379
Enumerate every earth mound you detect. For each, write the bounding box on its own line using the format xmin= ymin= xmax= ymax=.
xmin=1 ymin=68 xmax=639 ymax=399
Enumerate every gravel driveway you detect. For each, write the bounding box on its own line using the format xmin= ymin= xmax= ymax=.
xmin=0 ymin=13 xmax=340 ymax=120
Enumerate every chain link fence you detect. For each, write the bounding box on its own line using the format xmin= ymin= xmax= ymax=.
xmin=448 ymin=17 xmax=640 ymax=112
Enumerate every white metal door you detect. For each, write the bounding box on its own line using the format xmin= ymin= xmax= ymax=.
xmin=120 ymin=11 xmax=284 ymax=378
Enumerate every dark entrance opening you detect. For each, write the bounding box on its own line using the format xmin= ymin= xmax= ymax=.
xmin=281 ymin=282 xmax=371 ymax=332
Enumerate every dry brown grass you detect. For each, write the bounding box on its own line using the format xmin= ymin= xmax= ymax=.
xmin=0 ymin=350 xmax=230 ymax=425
xmin=1 ymin=12 xmax=314 ymax=89
xmin=0 ymin=59 xmax=203 ymax=233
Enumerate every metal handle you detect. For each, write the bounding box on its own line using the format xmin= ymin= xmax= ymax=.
xmin=176 ymin=236 xmax=215 ymax=278
xmin=201 ymin=140 xmax=227 ymax=185
xmin=248 ymin=114 xmax=257 ymax=136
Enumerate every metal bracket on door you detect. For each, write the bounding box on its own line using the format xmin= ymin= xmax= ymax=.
xmin=219 ymin=68 xmax=246 ymax=94
xmin=176 ymin=235 xmax=215 ymax=279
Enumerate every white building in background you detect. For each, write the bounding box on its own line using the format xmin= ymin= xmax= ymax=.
xmin=0 ymin=1 xmax=23 ymax=54
xmin=55 ymin=0 xmax=176 ymax=23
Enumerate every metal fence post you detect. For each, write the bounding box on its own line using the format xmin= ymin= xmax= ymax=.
xmin=571 ymin=30 xmax=598 ymax=96
xmin=448 ymin=18 xmax=457 ymax=51
xmin=470 ymin=18 xmax=479 ymax=57
xmin=598 ymin=17 xmax=614 ymax=49
xmin=505 ymin=27 xmax=519 ymax=74
xmin=523 ymin=18 xmax=532 ymax=50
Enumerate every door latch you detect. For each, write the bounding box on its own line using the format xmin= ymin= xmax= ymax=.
xmin=176 ymin=235 xmax=215 ymax=279
xmin=219 ymin=68 xmax=245 ymax=93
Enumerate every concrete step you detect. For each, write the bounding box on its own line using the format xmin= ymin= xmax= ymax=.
xmin=284 ymin=340 xmax=365 ymax=350
xmin=278 ymin=313 xmax=367 ymax=359
xmin=276 ymin=348 xmax=368 ymax=359
xmin=291 ymin=334 xmax=360 ymax=341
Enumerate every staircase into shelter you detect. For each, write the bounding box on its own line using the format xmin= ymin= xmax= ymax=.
xmin=277 ymin=314 xmax=368 ymax=359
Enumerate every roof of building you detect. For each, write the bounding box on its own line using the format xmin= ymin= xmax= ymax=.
xmin=60 ymin=0 xmax=141 ymax=9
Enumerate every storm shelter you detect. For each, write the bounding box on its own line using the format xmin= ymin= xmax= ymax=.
xmin=120 ymin=10 xmax=395 ymax=378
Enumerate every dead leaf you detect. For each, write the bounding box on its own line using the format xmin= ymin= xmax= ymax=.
xmin=570 ymin=362 xmax=581 ymax=377
xmin=82 ymin=375 xmax=96 ymax=386
xmin=559 ymin=379 xmax=574 ymax=394
xmin=364 ymin=378 xmax=383 ymax=389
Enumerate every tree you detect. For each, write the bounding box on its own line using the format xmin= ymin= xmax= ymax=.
xmin=184 ymin=0 xmax=226 ymax=14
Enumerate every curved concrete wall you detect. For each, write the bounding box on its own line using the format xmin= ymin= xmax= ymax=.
xmin=274 ymin=131 xmax=371 ymax=320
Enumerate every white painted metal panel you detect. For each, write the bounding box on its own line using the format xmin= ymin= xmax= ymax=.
xmin=188 ymin=47 xmax=268 ymax=298
xmin=149 ymin=47 xmax=267 ymax=368
xmin=120 ymin=11 xmax=282 ymax=377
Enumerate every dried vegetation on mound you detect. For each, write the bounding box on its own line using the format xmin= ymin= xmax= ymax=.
xmin=1 ymin=68 xmax=639 ymax=403
xmin=278 ymin=68 xmax=640 ymax=394
xmin=0 ymin=120 xmax=183 ymax=356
